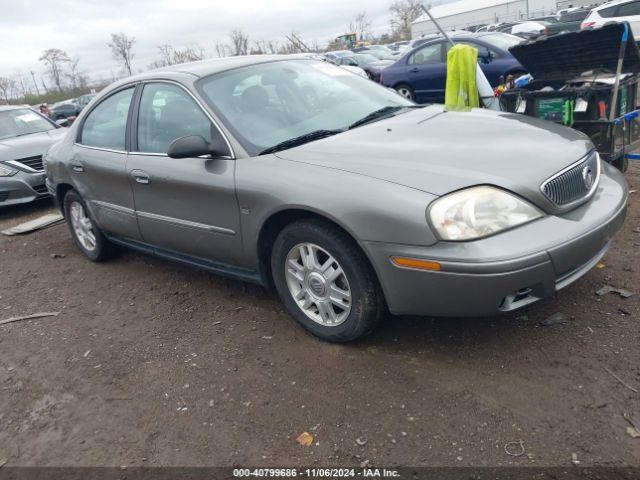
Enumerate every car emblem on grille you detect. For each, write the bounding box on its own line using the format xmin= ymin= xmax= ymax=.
xmin=582 ymin=165 xmax=594 ymax=190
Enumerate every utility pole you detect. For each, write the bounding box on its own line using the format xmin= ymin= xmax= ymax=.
xmin=30 ymin=70 xmax=40 ymax=96
xmin=291 ymin=32 xmax=311 ymax=52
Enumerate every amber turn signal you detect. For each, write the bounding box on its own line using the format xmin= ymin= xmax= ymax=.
xmin=391 ymin=256 xmax=441 ymax=271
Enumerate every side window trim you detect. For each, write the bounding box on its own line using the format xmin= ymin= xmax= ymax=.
xmin=75 ymin=84 xmax=137 ymax=153
xmin=130 ymin=80 xmax=235 ymax=159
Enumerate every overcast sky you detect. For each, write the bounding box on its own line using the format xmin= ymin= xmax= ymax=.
xmin=0 ymin=0 xmax=409 ymax=88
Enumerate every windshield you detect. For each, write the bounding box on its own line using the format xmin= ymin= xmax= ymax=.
xmin=198 ymin=60 xmax=413 ymax=156
xmin=365 ymin=50 xmax=394 ymax=60
xmin=353 ymin=53 xmax=379 ymax=64
xmin=480 ymin=33 xmax=523 ymax=50
xmin=0 ymin=108 xmax=56 ymax=140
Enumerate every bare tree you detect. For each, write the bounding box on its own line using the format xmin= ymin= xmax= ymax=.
xmin=229 ymin=29 xmax=249 ymax=56
xmin=389 ymin=0 xmax=424 ymax=40
xmin=65 ymin=56 xmax=83 ymax=90
xmin=348 ymin=11 xmax=372 ymax=42
xmin=156 ymin=44 xmax=174 ymax=67
xmin=172 ymin=45 xmax=205 ymax=64
xmin=0 ymin=77 xmax=16 ymax=103
xmin=39 ymin=48 xmax=70 ymax=92
xmin=108 ymin=32 xmax=135 ymax=75
xmin=149 ymin=44 xmax=206 ymax=69
xmin=214 ymin=41 xmax=230 ymax=58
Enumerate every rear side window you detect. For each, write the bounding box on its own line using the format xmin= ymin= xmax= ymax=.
xmin=598 ymin=4 xmax=620 ymax=17
xmin=136 ymin=83 xmax=214 ymax=154
xmin=80 ymin=88 xmax=134 ymax=150
xmin=560 ymin=10 xmax=590 ymax=21
xmin=408 ymin=43 xmax=443 ymax=65
xmin=616 ymin=1 xmax=640 ymax=16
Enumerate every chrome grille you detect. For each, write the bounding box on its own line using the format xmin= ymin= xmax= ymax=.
xmin=15 ymin=155 xmax=44 ymax=172
xmin=541 ymin=152 xmax=599 ymax=207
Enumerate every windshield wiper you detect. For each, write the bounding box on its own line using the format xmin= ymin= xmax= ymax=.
xmin=259 ymin=129 xmax=344 ymax=155
xmin=348 ymin=105 xmax=419 ymax=130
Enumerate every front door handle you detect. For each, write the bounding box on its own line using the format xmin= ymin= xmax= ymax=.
xmin=71 ymin=164 xmax=84 ymax=173
xmin=131 ymin=169 xmax=150 ymax=185
xmin=410 ymin=67 xmax=420 ymax=73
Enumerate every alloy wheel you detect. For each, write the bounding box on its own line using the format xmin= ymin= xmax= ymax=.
xmin=284 ymin=242 xmax=352 ymax=326
xmin=69 ymin=201 xmax=97 ymax=252
xmin=396 ymin=87 xmax=413 ymax=100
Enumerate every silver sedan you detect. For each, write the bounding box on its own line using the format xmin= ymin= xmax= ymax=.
xmin=45 ymin=56 xmax=628 ymax=342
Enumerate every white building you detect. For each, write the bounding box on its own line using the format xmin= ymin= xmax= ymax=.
xmin=411 ymin=0 xmax=559 ymax=37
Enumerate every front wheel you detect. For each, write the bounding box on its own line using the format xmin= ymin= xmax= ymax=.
xmin=271 ymin=220 xmax=385 ymax=342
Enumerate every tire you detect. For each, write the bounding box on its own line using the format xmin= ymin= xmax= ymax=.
xmin=63 ymin=189 xmax=113 ymax=261
xmin=395 ymin=84 xmax=414 ymax=101
xmin=271 ymin=219 xmax=385 ymax=342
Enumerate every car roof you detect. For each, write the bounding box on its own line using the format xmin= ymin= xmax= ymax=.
xmin=101 ymin=55 xmax=314 ymax=94
xmin=132 ymin=55 xmax=286 ymax=80
xmin=593 ymin=0 xmax=630 ymax=10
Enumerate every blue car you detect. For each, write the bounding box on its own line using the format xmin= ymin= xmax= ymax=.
xmin=380 ymin=32 xmax=527 ymax=103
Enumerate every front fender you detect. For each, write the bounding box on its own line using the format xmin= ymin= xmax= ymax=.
xmin=236 ymin=155 xmax=439 ymax=267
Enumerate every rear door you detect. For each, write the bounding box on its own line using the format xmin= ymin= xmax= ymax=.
xmin=72 ymin=86 xmax=141 ymax=240
xmin=405 ymin=42 xmax=447 ymax=103
xmin=126 ymin=81 xmax=243 ymax=265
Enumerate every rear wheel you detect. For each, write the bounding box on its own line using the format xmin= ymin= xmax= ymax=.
xmin=271 ymin=220 xmax=385 ymax=342
xmin=395 ymin=84 xmax=414 ymax=101
xmin=63 ymin=190 xmax=113 ymax=261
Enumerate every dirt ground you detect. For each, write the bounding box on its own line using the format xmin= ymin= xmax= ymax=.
xmin=0 ymin=165 xmax=639 ymax=470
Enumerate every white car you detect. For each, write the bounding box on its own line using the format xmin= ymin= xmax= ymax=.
xmin=510 ymin=21 xmax=547 ymax=36
xmin=581 ymin=0 xmax=640 ymax=39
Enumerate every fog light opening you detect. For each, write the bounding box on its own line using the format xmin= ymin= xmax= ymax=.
xmin=499 ymin=286 xmax=539 ymax=311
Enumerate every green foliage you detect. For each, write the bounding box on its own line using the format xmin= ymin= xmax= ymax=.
xmin=11 ymin=85 xmax=104 ymax=107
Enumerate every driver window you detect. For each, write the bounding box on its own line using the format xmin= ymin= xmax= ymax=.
xmin=408 ymin=43 xmax=443 ymax=65
xmin=137 ymin=83 xmax=213 ymax=154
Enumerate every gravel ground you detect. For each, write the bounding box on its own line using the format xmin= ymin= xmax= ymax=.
xmin=0 ymin=164 xmax=639 ymax=469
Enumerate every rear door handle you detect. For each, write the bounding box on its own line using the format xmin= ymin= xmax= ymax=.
xmin=71 ymin=164 xmax=84 ymax=172
xmin=131 ymin=169 xmax=150 ymax=185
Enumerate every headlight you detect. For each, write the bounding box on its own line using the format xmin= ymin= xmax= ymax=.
xmin=0 ymin=164 xmax=17 ymax=177
xmin=429 ymin=186 xmax=543 ymax=241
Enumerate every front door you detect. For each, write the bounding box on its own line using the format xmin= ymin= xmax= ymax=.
xmin=72 ymin=86 xmax=142 ymax=240
xmin=126 ymin=81 xmax=242 ymax=265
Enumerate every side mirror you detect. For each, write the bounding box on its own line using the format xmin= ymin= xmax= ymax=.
xmin=55 ymin=118 xmax=70 ymax=127
xmin=168 ymin=135 xmax=217 ymax=159
xmin=478 ymin=48 xmax=493 ymax=63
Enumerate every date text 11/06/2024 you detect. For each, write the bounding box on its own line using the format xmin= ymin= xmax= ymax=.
xmin=232 ymin=468 xmax=401 ymax=478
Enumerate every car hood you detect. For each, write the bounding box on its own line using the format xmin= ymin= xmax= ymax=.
xmin=275 ymin=105 xmax=593 ymax=211
xmin=0 ymin=128 xmax=67 ymax=161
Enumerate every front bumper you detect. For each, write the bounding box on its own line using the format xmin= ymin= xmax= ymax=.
xmin=0 ymin=170 xmax=49 ymax=207
xmin=364 ymin=163 xmax=629 ymax=317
